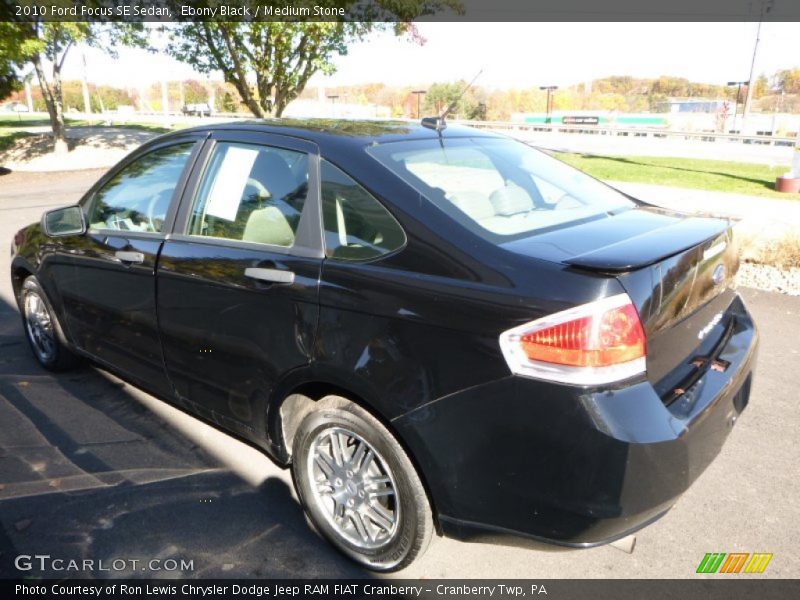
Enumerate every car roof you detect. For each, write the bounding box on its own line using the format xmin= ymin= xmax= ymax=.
xmin=173 ymin=118 xmax=503 ymax=150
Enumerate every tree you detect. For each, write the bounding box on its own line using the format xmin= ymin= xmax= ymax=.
xmin=0 ymin=60 xmax=19 ymax=101
xmin=3 ymin=12 xmax=145 ymax=152
xmin=753 ymin=74 xmax=769 ymax=99
xmin=0 ymin=22 xmax=24 ymax=100
xmin=220 ymin=91 xmax=239 ymax=113
xmin=776 ymin=68 xmax=800 ymax=94
xmin=164 ymin=1 xmax=462 ymax=118
xmin=423 ymin=81 xmax=485 ymax=120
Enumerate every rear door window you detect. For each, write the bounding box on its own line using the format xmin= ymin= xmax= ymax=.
xmin=320 ymin=160 xmax=406 ymax=261
xmin=187 ymin=142 xmax=309 ymax=248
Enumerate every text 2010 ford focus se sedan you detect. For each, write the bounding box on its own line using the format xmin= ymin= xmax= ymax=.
xmin=9 ymin=120 xmax=757 ymax=570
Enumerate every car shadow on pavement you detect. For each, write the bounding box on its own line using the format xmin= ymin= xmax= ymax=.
xmin=0 ymin=295 xmax=365 ymax=579
xmin=0 ymin=473 xmax=364 ymax=579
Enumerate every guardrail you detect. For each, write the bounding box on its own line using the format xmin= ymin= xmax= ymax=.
xmin=450 ymin=119 xmax=798 ymax=148
xmin=57 ymin=109 xmax=799 ymax=148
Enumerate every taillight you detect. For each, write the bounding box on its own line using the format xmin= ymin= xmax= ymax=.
xmin=499 ymin=294 xmax=646 ymax=385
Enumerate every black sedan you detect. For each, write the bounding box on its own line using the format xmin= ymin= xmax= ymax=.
xmin=9 ymin=120 xmax=758 ymax=571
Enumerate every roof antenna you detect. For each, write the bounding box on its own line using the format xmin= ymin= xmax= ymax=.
xmin=421 ymin=69 xmax=483 ymax=134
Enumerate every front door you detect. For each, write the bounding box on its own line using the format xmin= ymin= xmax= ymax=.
xmin=52 ymin=137 xmax=202 ymax=396
xmin=156 ymin=132 xmax=322 ymax=438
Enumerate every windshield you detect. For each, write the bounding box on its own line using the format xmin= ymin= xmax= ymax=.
xmin=367 ymin=137 xmax=635 ymax=241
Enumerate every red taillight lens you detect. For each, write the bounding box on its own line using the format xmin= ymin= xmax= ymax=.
xmin=520 ymin=303 xmax=645 ymax=367
xmin=499 ymin=294 xmax=647 ymax=385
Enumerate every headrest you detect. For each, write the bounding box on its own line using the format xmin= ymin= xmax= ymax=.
xmin=448 ymin=191 xmax=496 ymax=221
xmin=242 ymin=207 xmax=294 ymax=247
xmin=489 ymin=182 xmax=534 ymax=216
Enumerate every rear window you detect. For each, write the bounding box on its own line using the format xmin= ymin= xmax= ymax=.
xmin=367 ymin=137 xmax=634 ymax=241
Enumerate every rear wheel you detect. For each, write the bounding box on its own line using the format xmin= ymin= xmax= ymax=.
xmin=19 ymin=276 xmax=81 ymax=371
xmin=291 ymin=396 xmax=433 ymax=571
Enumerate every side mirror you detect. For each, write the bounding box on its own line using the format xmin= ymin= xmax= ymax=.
xmin=42 ymin=205 xmax=86 ymax=237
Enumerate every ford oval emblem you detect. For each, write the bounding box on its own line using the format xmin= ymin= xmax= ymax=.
xmin=712 ymin=264 xmax=726 ymax=285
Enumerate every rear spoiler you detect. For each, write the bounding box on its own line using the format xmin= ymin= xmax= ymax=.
xmin=564 ymin=217 xmax=731 ymax=272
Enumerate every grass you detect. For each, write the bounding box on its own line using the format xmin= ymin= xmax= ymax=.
xmin=0 ymin=113 xmax=182 ymax=135
xmin=101 ymin=121 xmax=178 ymax=134
xmin=1 ymin=114 xmax=61 ymax=128
xmin=554 ymin=152 xmax=800 ymax=201
xmin=0 ymin=116 xmax=107 ymax=130
xmin=0 ymin=130 xmax=34 ymax=152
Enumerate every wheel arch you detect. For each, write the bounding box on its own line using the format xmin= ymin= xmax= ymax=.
xmin=10 ymin=259 xmax=35 ymax=305
xmin=269 ymin=377 xmax=442 ymax=534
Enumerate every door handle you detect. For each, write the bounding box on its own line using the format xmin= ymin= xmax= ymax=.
xmin=244 ymin=267 xmax=295 ymax=285
xmin=114 ymin=250 xmax=145 ymax=264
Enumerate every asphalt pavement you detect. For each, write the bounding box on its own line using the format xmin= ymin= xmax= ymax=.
xmin=0 ymin=169 xmax=798 ymax=579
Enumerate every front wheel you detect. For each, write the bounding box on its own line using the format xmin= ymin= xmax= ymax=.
xmin=291 ymin=396 xmax=434 ymax=571
xmin=19 ymin=276 xmax=81 ymax=371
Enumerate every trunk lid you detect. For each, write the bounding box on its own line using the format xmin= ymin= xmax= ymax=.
xmin=503 ymin=205 xmax=740 ymax=397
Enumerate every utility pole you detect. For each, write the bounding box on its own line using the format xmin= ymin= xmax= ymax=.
xmin=24 ymin=78 xmax=34 ymax=113
xmin=327 ymin=94 xmax=339 ymax=118
xmin=81 ymin=50 xmax=92 ymax=115
xmin=161 ymin=79 xmax=169 ymax=116
xmin=539 ymin=86 xmax=558 ymax=123
xmin=412 ymin=90 xmax=426 ymax=119
xmin=727 ymin=81 xmax=748 ymax=133
xmin=207 ymin=77 xmax=215 ymax=115
xmin=743 ymin=0 xmax=774 ymax=130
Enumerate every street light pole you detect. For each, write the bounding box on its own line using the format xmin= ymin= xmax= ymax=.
xmin=327 ymin=94 xmax=339 ymax=117
xmin=539 ymin=86 xmax=558 ymax=123
xmin=727 ymin=81 xmax=748 ymax=133
xmin=412 ymin=90 xmax=426 ymax=119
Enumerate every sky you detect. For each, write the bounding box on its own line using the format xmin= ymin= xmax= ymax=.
xmin=59 ymin=22 xmax=800 ymax=91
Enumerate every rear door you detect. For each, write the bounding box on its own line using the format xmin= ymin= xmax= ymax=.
xmin=53 ymin=135 xmax=203 ymax=396
xmin=156 ymin=131 xmax=322 ymax=436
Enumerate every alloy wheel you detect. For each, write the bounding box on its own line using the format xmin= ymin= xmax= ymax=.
xmin=24 ymin=290 xmax=56 ymax=364
xmin=306 ymin=426 xmax=399 ymax=549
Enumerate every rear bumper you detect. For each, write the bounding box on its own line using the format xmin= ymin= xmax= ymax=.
xmin=394 ymin=293 xmax=758 ymax=546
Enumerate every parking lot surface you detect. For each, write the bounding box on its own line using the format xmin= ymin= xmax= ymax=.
xmin=1 ymin=169 xmax=798 ymax=578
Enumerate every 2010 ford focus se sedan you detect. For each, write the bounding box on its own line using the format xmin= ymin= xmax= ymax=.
xmin=9 ymin=120 xmax=757 ymax=571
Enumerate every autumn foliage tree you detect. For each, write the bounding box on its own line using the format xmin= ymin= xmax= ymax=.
xmin=776 ymin=68 xmax=800 ymax=94
xmin=164 ymin=1 xmax=462 ymax=118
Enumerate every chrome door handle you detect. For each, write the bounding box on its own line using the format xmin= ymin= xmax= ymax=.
xmin=114 ymin=250 xmax=145 ymax=264
xmin=244 ymin=267 xmax=295 ymax=285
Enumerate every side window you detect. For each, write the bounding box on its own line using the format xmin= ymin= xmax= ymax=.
xmin=188 ymin=142 xmax=308 ymax=247
xmin=87 ymin=143 xmax=194 ymax=233
xmin=321 ymin=160 xmax=406 ymax=261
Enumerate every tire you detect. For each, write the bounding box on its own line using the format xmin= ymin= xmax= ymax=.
xmin=291 ymin=396 xmax=434 ymax=571
xmin=18 ymin=276 xmax=81 ymax=371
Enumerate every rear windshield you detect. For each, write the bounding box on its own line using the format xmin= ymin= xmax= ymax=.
xmin=367 ymin=137 xmax=635 ymax=241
